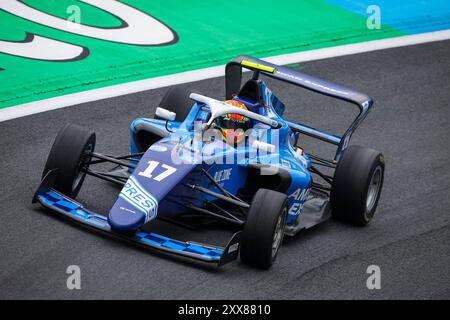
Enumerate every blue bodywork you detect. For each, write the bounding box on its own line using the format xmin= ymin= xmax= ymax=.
xmin=34 ymin=55 xmax=373 ymax=265
xmin=118 ymin=81 xmax=312 ymax=230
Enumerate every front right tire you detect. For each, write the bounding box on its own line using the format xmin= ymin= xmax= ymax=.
xmin=240 ymin=189 xmax=288 ymax=269
xmin=42 ymin=124 xmax=96 ymax=198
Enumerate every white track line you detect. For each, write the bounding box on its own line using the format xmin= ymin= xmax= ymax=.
xmin=1 ymin=29 xmax=449 ymax=122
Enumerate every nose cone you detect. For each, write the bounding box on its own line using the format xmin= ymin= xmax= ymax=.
xmin=108 ymin=176 xmax=159 ymax=232
xmin=108 ymin=201 xmax=146 ymax=232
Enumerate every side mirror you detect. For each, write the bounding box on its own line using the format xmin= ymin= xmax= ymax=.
xmin=155 ymin=107 xmax=176 ymax=121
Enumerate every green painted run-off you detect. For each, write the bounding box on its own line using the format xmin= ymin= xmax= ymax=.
xmin=0 ymin=0 xmax=424 ymax=109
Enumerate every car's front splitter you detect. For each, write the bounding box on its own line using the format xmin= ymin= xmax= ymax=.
xmin=33 ymin=170 xmax=241 ymax=266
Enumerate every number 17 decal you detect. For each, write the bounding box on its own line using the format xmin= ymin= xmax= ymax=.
xmin=138 ymin=161 xmax=177 ymax=181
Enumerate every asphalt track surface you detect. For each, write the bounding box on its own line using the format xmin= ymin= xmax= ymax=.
xmin=1 ymin=40 xmax=449 ymax=299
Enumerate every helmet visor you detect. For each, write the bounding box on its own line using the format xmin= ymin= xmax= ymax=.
xmin=217 ymin=114 xmax=250 ymax=130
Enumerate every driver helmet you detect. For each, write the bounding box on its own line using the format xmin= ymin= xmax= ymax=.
xmin=214 ymin=100 xmax=251 ymax=145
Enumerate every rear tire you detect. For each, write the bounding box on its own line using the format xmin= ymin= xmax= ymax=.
xmin=42 ymin=124 xmax=96 ymax=198
xmin=240 ymin=189 xmax=288 ymax=269
xmin=156 ymin=85 xmax=195 ymax=122
xmin=330 ymin=145 xmax=384 ymax=226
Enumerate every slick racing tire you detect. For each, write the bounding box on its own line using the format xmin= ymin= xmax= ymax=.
xmin=42 ymin=124 xmax=96 ymax=199
xmin=156 ymin=85 xmax=195 ymax=122
xmin=330 ymin=145 xmax=385 ymax=226
xmin=240 ymin=189 xmax=288 ymax=269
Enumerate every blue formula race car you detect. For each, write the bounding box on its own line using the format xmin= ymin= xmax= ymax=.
xmin=33 ymin=55 xmax=384 ymax=269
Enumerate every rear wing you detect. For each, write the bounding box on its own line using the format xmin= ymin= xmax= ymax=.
xmin=225 ymin=55 xmax=374 ymax=160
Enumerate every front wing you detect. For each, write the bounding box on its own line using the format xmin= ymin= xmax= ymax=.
xmin=32 ymin=171 xmax=241 ymax=266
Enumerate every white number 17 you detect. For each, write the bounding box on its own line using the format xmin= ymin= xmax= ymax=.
xmin=138 ymin=161 xmax=177 ymax=181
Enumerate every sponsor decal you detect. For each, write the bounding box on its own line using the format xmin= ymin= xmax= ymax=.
xmin=288 ymin=187 xmax=310 ymax=216
xmin=119 ymin=176 xmax=158 ymax=221
xmin=213 ymin=168 xmax=232 ymax=182
xmin=119 ymin=206 xmax=136 ymax=214
xmin=149 ymin=144 xmax=168 ymax=152
xmin=276 ymin=70 xmax=350 ymax=96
